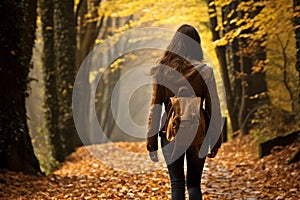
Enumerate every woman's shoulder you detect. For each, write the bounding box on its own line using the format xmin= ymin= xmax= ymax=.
xmin=150 ymin=64 xmax=166 ymax=83
xmin=192 ymin=61 xmax=213 ymax=81
xmin=150 ymin=64 xmax=164 ymax=77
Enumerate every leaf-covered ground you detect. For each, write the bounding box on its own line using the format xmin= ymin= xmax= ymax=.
xmin=0 ymin=135 xmax=299 ymax=200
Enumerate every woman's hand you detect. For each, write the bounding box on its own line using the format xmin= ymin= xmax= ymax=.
xmin=207 ymin=148 xmax=219 ymax=158
xmin=149 ymin=151 xmax=159 ymax=162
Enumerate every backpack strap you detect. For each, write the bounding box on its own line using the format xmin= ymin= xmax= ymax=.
xmin=197 ymin=96 xmax=202 ymax=113
xmin=159 ymin=96 xmax=176 ymax=136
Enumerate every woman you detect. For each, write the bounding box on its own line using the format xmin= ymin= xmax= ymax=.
xmin=146 ymin=24 xmax=222 ymax=199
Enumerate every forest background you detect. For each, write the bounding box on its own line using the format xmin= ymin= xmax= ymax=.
xmin=0 ymin=0 xmax=299 ymax=174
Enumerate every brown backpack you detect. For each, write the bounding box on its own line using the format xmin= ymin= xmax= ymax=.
xmin=164 ymin=95 xmax=207 ymax=147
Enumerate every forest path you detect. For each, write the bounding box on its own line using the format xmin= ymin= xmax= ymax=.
xmin=0 ymin=136 xmax=299 ymax=199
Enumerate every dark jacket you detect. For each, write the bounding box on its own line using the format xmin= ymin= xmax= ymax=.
xmin=146 ymin=61 xmax=222 ymax=152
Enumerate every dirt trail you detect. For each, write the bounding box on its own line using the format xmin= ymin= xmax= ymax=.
xmin=0 ymin=136 xmax=299 ymax=199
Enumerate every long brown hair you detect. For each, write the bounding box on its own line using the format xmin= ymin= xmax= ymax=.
xmin=158 ymin=24 xmax=203 ymax=72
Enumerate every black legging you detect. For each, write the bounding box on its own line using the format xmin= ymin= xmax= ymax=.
xmin=161 ymin=135 xmax=206 ymax=200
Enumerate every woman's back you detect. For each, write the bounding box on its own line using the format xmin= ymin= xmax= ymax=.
xmin=151 ymin=61 xmax=212 ymax=110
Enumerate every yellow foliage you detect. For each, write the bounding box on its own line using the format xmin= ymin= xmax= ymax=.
xmin=94 ymin=0 xmax=297 ymax=111
xmin=110 ymin=58 xmax=125 ymax=72
xmin=100 ymin=0 xmax=208 ymax=28
xmin=89 ymin=67 xmax=106 ymax=84
xmin=214 ymin=37 xmax=228 ymax=46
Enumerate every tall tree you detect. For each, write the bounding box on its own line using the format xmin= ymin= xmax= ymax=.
xmin=206 ymin=0 xmax=239 ymax=131
xmin=293 ymin=0 xmax=300 ymax=113
xmin=40 ymin=0 xmax=124 ymax=162
xmin=236 ymin=0 xmax=269 ymax=134
xmin=53 ymin=0 xmax=82 ymax=156
xmin=289 ymin=0 xmax=300 ymax=164
xmin=75 ymin=0 xmax=103 ymax=145
xmin=207 ymin=0 xmax=269 ymax=134
xmin=40 ymin=0 xmax=82 ymax=162
xmin=0 ymin=0 xmax=41 ymax=174
xmin=76 ymin=0 xmax=103 ymax=69
xmin=39 ymin=0 xmax=64 ymax=162
xmin=75 ymin=1 xmax=127 ymax=143
xmin=95 ymin=17 xmax=125 ymax=140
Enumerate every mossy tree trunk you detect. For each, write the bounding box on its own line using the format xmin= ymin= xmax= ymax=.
xmin=53 ymin=0 xmax=82 ymax=156
xmin=39 ymin=0 xmax=64 ymax=162
xmin=0 ymin=0 xmax=42 ymax=174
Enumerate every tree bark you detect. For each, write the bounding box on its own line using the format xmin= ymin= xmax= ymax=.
xmin=76 ymin=0 xmax=102 ymax=69
xmin=207 ymin=0 xmax=269 ymax=134
xmin=277 ymin=37 xmax=295 ymax=111
xmin=75 ymin=0 xmax=103 ymax=145
xmin=0 ymin=0 xmax=42 ymax=174
xmin=238 ymin=0 xmax=269 ymax=134
xmin=95 ymin=17 xmax=129 ymax=140
xmin=206 ymin=0 xmax=240 ymax=132
xmin=293 ymin=0 xmax=300 ymax=113
xmin=39 ymin=0 xmax=64 ymax=162
xmin=53 ymin=0 xmax=82 ymax=156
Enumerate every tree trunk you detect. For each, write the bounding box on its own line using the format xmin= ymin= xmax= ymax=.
xmin=0 ymin=0 xmax=42 ymax=174
xmin=53 ymin=0 xmax=82 ymax=156
xmin=277 ymin=37 xmax=294 ymax=111
xmin=223 ymin=0 xmax=269 ymax=134
xmin=95 ymin=17 xmax=129 ymax=141
xmin=75 ymin=0 xmax=103 ymax=145
xmin=238 ymin=0 xmax=269 ymax=134
xmin=293 ymin=0 xmax=300 ymax=113
xmin=207 ymin=0 xmax=269 ymax=134
xmin=206 ymin=0 xmax=240 ymax=132
xmin=76 ymin=0 xmax=102 ymax=69
xmin=39 ymin=0 xmax=64 ymax=162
